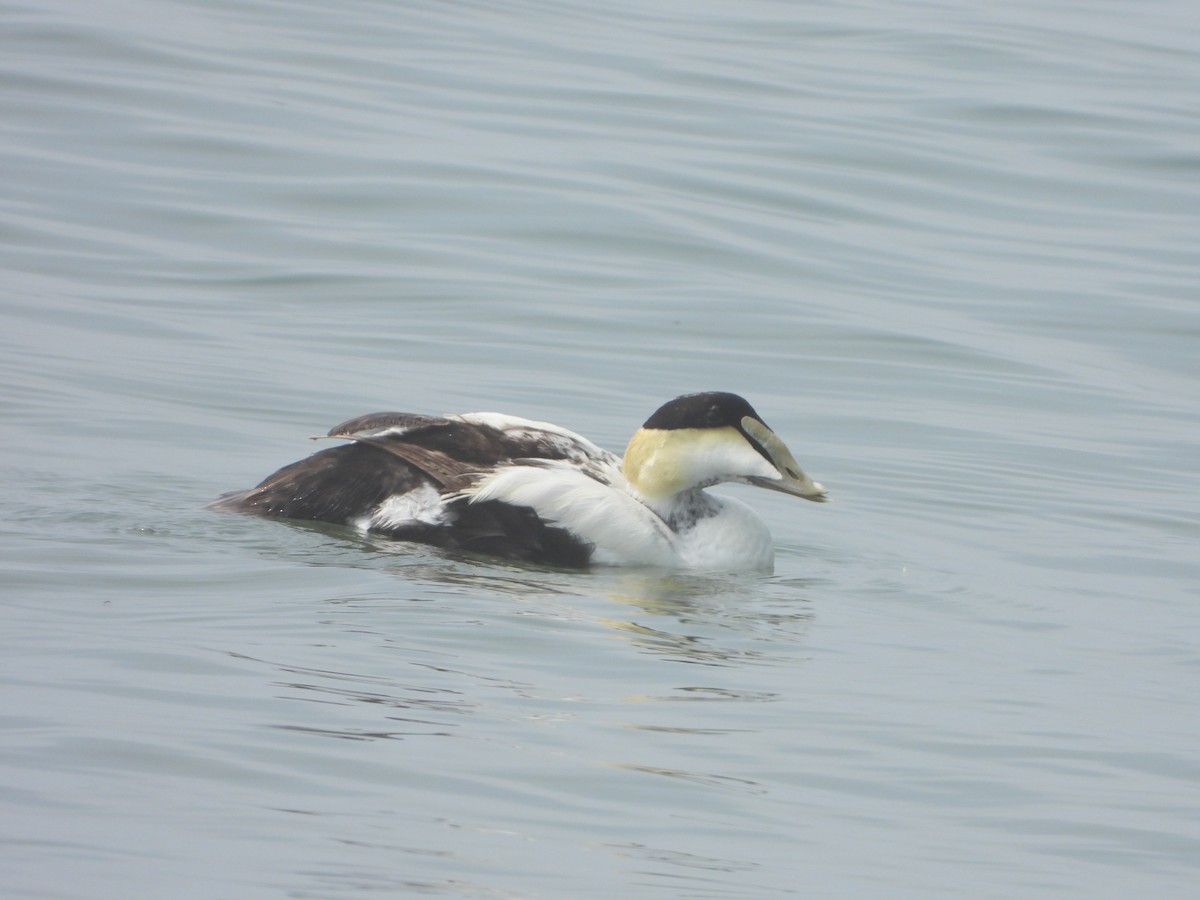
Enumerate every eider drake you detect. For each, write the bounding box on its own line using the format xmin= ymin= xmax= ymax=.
xmin=212 ymin=392 xmax=827 ymax=571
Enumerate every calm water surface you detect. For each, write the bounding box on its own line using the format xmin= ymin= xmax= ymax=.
xmin=2 ymin=0 xmax=1199 ymax=897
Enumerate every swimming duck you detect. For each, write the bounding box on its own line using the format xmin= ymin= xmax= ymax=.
xmin=213 ymin=391 xmax=827 ymax=571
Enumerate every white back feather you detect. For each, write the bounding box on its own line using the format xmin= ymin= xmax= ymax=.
xmin=465 ymin=462 xmax=678 ymax=567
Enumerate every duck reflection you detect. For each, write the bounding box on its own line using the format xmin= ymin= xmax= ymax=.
xmin=360 ymin=538 xmax=820 ymax=668
xmin=590 ymin=569 xmax=817 ymax=668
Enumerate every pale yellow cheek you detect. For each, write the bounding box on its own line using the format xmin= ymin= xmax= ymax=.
xmin=641 ymin=459 xmax=688 ymax=497
xmin=625 ymin=428 xmax=740 ymax=497
xmin=623 ymin=430 xmax=683 ymax=496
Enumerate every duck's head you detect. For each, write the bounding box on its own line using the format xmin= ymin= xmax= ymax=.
xmin=623 ymin=392 xmax=828 ymax=503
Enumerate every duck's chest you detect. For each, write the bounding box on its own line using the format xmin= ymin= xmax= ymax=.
xmin=666 ymin=493 xmax=775 ymax=572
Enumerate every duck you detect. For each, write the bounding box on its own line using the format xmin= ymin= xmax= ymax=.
xmin=212 ymin=391 xmax=828 ymax=571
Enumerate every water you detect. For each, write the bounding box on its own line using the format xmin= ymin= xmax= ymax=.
xmin=2 ymin=0 xmax=1199 ymax=896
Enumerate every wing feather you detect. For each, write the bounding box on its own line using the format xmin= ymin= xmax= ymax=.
xmin=463 ymin=461 xmax=677 ymax=567
xmin=216 ymin=407 xmax=640 ymax=567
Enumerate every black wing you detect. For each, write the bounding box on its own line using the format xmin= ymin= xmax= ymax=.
xmin=210 ymin=411 xmax=603 ymax=521
xmin=212 ymin=411 xmax=602 ymax=566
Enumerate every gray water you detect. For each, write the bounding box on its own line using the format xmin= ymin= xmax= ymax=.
xmin=2 ymin=0 xmax=1199 ymax=897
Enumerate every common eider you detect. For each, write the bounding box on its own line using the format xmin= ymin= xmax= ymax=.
xmin=212 ymin=392 xmax=827 ymax=571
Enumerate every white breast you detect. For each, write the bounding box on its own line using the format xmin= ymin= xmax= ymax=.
xmin=671 ymin=494 xmax=774 ymax=571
